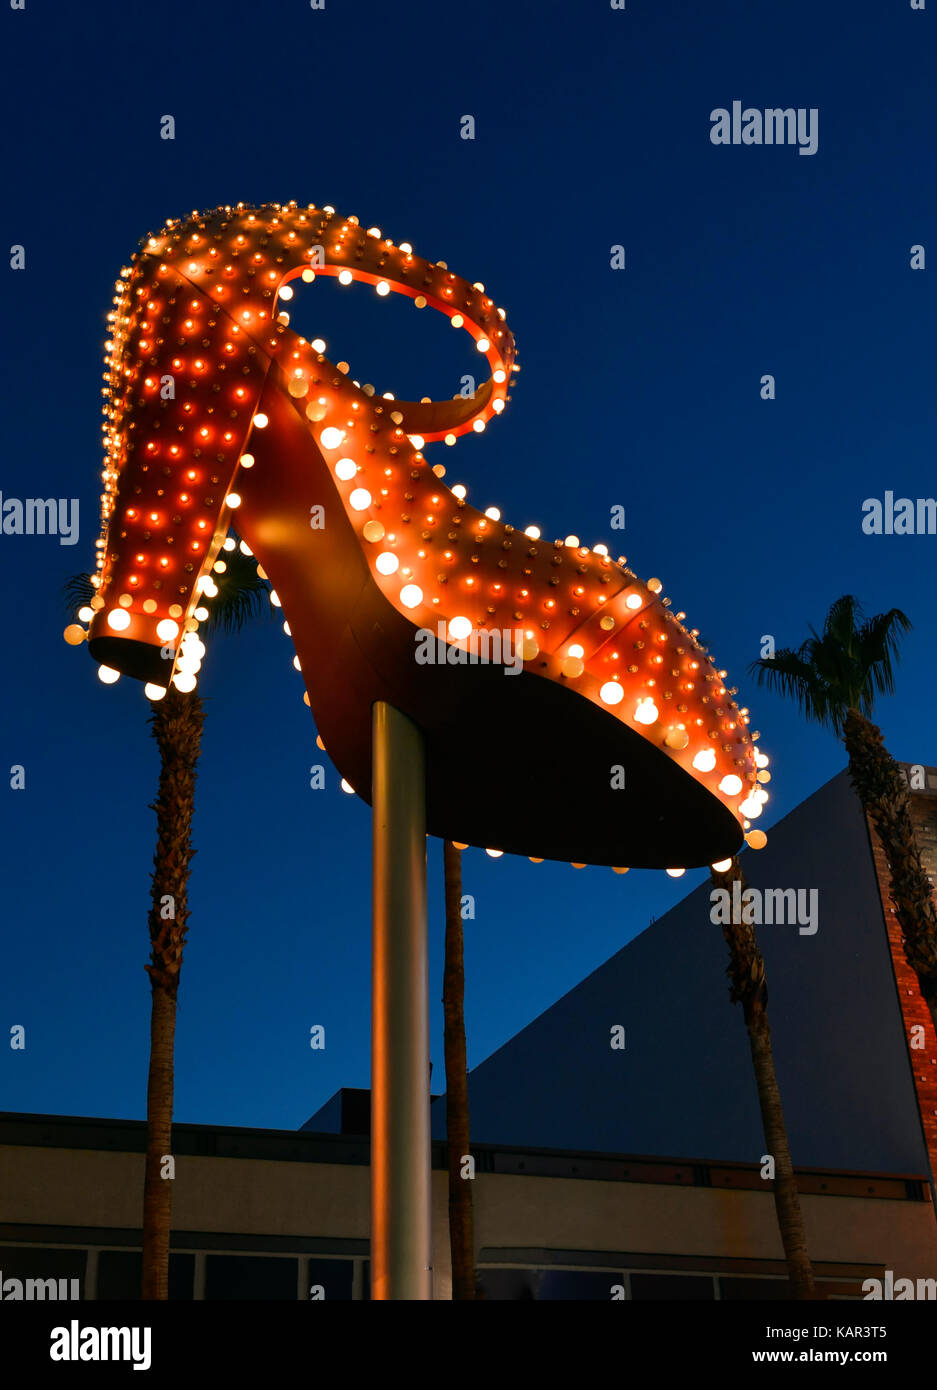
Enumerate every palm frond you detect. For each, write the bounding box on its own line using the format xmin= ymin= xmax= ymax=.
xmin=857 ymin=608 xmax=911 ymax=707
xmin=201 ymin=540 xmax=273 ymax=637
xmin=750 ymin=596 xmax=911 ymax=732
xmin=748 ymin=647 xmax=841 ymax=730
xmin=64 ymin=572 xmax=95 ymax=616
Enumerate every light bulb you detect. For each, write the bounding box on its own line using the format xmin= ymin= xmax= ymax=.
xmin=226 ymin=492 xmax=241 ymax=509
xmin=156 ymin=619 xmax=179 ymax=640
xmin=335 ymin=458 xmax=357 ymax=481
xmin=625 ymin=594 xmax=642 ymax=610
xmin=746 ymin=829 xmax=768 ymax=849
xmin=253 ymin=413 xmax=268 ymax=429
xmin=320 ymin=427 xmax=345 ymax=450
xmin=485 ymin=507 xmax=501 ymax=521
xmin=400 ymin=584 xmax=423 ymax=609
xmin=634 ymin=698 xmax=659 ymax=725
xmin=338 ymin=270 xmax=353 ymax=285
xmin=173 ymin=672 xmax=197 ymax=693
xmin=144 ymin=683 xmax=167 ymax=701
xmin=486 ymin=848 xmax=503 ymax=858
xmin=719 ymin=774 xmax=743 ymax=795
xmin=711 ymin=858 xmax=733 ymax=873
xmin=349 ymin=488 xmax=372 ymax=511
xmin=600 ymin=681 xmax=624 ymax=705
xmin=692 ymin=749 xmax=717 ymax=772
xmin=524 ymin=525 xmax=541 ymax=539
xmin=97 ymin=665 xmax=120 ymax=684
xmin=107 ymin=609 xmax=131 ymax=631
xmin=448 ymin=616 xmax=472 ymax=639
xmin=666 ymin=868 xmax=686 ymax=878
xmin=240 ymin=453 xmax=254 ymax=469
xmin=376 ymin=552 xmax=399 ymax=575
xmin=739 ymin=796 xmax=763 ymax=819
xmin=376 ymin=281 xmax=390 ymax=296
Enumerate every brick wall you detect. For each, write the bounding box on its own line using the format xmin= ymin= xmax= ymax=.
xmin=865 ymin=764 xmax=937 ymax=1197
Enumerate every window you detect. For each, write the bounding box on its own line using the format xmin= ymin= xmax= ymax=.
xmin=307 ymin=1259 xmax=353 ymax=1300
xmin=0 ymin=1246 xmax=86 ymax=1296
xmin=477 ymin=1268 xmax=538 ymax=1300
xmin=205 ymin=1255 xmax=298 ymax=1300
xmin=720 ymin=1277 xmax=791 ymax=1300
xmin=538 ymin=1270 xmax=621 ymax=1300
xmin=477 ymin=1268 xmax=616 ymax=1300
xmin=630 ymin=1273 xmax=714 ymax=1300
xmin=95 ymin=1251 xmax=194 ymax=1300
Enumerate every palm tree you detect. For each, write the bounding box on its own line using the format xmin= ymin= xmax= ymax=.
xmin=441 ymin=840 xmax=476 ymax=1298
xmin=749 ymin=596 xmax=937 ymax=1036
xmin=66 ymin=543 xmax=271 ymax=1298
xmin=710 ymin=857 xmax=816 ymax=1299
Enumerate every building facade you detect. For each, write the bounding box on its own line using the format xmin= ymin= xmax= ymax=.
xmin=2 ymin=766 xmax=936 ymax=1299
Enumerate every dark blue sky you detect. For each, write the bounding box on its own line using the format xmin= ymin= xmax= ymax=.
xmin=1 ymin=0 xmax=934 ymax=1130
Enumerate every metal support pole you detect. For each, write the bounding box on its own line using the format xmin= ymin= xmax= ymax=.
xmin=370 ymin=701 xmax=431 ymax=1300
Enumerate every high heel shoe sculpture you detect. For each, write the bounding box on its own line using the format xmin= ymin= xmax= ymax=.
xmin=76 ymin=200 xmax=765 ymax=865
xmin=70 ymin=201 xmax=768 ymax=1297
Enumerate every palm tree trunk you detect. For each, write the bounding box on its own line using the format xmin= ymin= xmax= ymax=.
xmin=711 ymin=858 xmax=817 ymax=1299
xmin=843 ymin=708 xmax=937 ymax=1036
xmin=141 ymin=686 xmax=203 ymax=1300
xmin=143 ymin=984 xmax=176 ymax=1300
xmin=442 ymin=840 xmax=476 ymax=1299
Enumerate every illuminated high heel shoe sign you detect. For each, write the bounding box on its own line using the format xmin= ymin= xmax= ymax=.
xmin=76 ymin=201 xmax=767 ymax=868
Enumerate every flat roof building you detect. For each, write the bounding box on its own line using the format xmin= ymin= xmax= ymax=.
xmin=2 ymin=767 xmax=936 ymax=1299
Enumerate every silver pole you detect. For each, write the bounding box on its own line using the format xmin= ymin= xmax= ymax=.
xmin=370 ymin=701 xmax=432 ymax=1300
